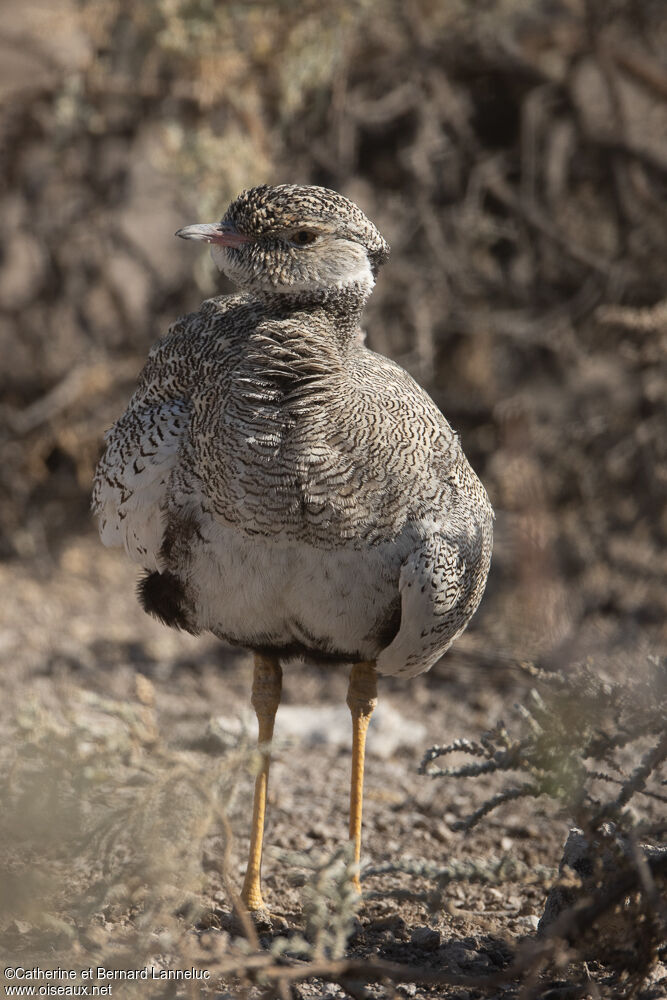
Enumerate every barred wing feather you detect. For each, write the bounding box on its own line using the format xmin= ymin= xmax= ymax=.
xmin=92 ymin=399 xmax=190 ymax=571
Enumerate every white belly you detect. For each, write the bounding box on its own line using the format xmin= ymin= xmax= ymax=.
xmin=185 ymin=514 xmax=419 ymax=658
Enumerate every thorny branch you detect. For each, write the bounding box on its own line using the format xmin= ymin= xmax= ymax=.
xmin=412 ymin=658 xmax=667 ymax=996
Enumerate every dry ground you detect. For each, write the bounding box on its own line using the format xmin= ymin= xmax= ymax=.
xmin=1 ymin=532 xmax=665 ymax=999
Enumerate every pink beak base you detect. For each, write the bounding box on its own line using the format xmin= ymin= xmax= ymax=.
xmin=175 ymin=223 xmax=253 ymax=248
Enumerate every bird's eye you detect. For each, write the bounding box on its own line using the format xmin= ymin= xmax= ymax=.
xmin=290 ymin=230 xmax=318 ymax=246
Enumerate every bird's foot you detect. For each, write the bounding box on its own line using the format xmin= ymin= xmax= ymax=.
xmin=246 ymin=905 xmax=274 ymax=933
xmin=224 ymin=905 xmax=287 ymax=936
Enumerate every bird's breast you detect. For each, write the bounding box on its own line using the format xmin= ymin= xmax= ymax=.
xmin=189 ymin=437 xmax=430 ymax=548
xmin=177 ymin=333 xmax=471 ymax=549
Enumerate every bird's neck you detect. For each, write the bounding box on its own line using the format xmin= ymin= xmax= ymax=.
xmin=228 ymin=284 xmax=368 ymax=420
xmin=255 ymin=279 xmax=370 ymax=344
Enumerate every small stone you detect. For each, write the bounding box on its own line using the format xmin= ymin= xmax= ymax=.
xmin=197 ymin=909 xmax=222 ymax=930
xmin=369 ymin=914 xmax=406 ymax=933
xmin=10 ymin=920 xmax=32 ymax=934
xmin=410 ymin=925 xmax=440 ymax=950
xmin=306 ymin=822 xmax=329 ymax=841
xmin=444 ymin=943 xmax=481 ymax=968
xmin=398 ymin=985 xmax=417 ymax=997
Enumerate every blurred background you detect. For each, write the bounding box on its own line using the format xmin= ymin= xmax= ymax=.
xmin=1 ymin=0 xmax=666 ymax=987
xmin=1 ymin=0 xmax=664 ymax=673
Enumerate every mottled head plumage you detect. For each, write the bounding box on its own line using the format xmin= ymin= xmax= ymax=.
xmin=226 ymin=184 xmax=390 ymax=268
xmin=178 ymin=183 xmax=390 ymax=295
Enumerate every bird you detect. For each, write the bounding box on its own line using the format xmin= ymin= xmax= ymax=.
xmin=92 ymin=183 xmax=493 ymax=913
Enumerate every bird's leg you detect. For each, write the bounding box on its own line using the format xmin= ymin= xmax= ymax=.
xmin=346 ymin=660 xmax=378 ymax=895
xmin=241 ymin=653 xmax=283 ymax=911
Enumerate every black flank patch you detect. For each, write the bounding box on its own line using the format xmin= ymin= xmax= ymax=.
xmin=138 ymin=571 xmax=199 ymax=634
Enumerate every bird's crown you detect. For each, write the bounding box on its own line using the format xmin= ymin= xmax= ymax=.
xmin=226 ymin=184 xmax=390 ymax=270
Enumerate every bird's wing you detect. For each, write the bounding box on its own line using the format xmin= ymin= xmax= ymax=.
xmin=92 ymin=398 xmax=190 ymax=570
xmin=91 ymin=305 xmax=214 ymax=569
xmin=376 ymin=529 xmax=484 ymax=678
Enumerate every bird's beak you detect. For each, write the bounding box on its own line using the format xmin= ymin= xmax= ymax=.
xmin=175 ymin=222 xmax=253 ymax=248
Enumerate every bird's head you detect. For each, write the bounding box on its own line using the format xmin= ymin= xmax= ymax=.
xmin=176 ymin=184 xmax=390 ymax=296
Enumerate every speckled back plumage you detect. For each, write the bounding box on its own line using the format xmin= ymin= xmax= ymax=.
xmin=93 ymin=185 xmax=493 ymax=676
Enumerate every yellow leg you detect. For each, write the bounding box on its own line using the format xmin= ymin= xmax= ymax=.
xmin=241 ymin=653 xmax=282 ymax=911
xmin=347 ymin=660 xmax=378 ymax=895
